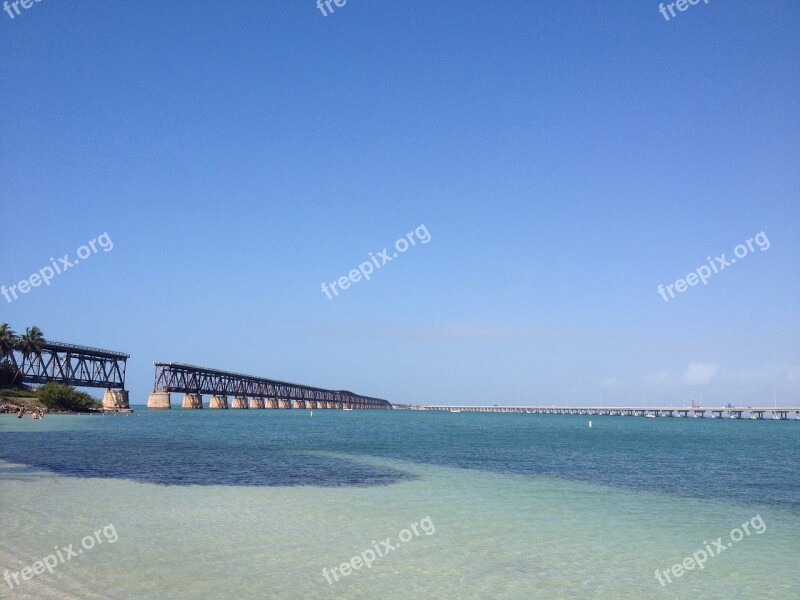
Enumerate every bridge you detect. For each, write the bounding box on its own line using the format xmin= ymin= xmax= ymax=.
xmin=147 ymin=362 xmax=392 ymax=410
xmin=422 ymin=405 xmax=800 ymax=420
xmin=4 ymin=339 xmax=130 ymax=409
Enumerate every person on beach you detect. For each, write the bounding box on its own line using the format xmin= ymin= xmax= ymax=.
xmin=17 ymin=407 xmax=24 ymax=419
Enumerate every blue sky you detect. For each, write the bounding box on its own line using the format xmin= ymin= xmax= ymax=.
xmin=1 ymin=1 xmax=798 ymax=406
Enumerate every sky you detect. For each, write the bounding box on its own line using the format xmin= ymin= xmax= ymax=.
xmin=1 ymin=1 xmax=798 ymax=407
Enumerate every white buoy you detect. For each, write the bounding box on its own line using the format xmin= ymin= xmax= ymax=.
xmin=310 ymin=411 xmax=313 ymax=417
xmin=589 ymin=420 xmax=592 ymax=428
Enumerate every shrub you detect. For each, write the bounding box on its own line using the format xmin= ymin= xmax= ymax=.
xmin=35 ymin=383 xmax=102 ymax=412
xmin=0 ymin=360 xmax=22 ymax=387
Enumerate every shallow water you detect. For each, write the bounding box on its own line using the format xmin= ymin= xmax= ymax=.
xmin=0 ymin=410 xmax=797 ymax=598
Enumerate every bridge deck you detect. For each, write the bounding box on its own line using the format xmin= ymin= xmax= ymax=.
xmin=421 ymin=406 xmax=800 ymax=419
xmin=151 ymin=362 xmax=391 ymax=409
xmin=5 ymin=340 xmax=128 ymax=389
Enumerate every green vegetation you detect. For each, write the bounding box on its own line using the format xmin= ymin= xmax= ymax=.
xmin=0 ymin=323 xmax=44 ymax=388
xmin=0 ymin=389 xmax=38 ymax=399
xmin=16 ymin=325 xmax=45 ymax=356
xmin=0 ymin=323 xmax=16 ymax=357
xmin=0 ymin=324 xmax=102 ymax=412
xmin=0 ymin=361 xmax=19 ymax=387
xmin=35 ymin=383 xmax=102 ymax=412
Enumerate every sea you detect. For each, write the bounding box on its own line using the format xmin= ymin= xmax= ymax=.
xmin=0 ymin=409 xmax=798 ymax=599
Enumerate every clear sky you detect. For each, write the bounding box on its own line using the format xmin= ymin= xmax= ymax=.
xmin=1 ymin=1 xmax=798 ymax=406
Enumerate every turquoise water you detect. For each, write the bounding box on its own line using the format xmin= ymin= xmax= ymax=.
xmin=1 ymin=410 xmax=798 ymax=598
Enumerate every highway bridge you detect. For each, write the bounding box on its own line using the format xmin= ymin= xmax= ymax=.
xmin=147 ymin=362 xmax=392 ymax=410
xmin=422 ymin=405 xmax=800 ymax=420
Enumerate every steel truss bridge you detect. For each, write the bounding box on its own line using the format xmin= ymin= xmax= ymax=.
xmin=4 ymin=340 xmax=129 ymax=389
xmin=149 ymin=362 xmax=391 ymax=409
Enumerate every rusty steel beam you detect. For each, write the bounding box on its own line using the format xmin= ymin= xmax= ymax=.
xmin=6 ymin=340 xmax=128 ymax=389
xmin=152 ymin=362 xmax=391 ymax=409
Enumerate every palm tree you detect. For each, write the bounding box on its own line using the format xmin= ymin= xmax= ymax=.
xmin=0 ymin=323 xmax=18 ymax=387
xmin=0 ymin=323 xmax=16 ymax=360
xmin=14 ymin=326 xmax=45 ymax=384
xmin=16 ymin=326 xmax=44 ymax=356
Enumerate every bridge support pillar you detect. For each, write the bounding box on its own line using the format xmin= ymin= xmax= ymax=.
xmin=266 ymin=398 xmax=279 ymax=409
xmin=209 ymin=395 xmax=228 ymax=409
xmin=231 ymin=396 xmax=248 ymax=409
xmin=147 ymin=391 xmax=171 ymax=409
xmin=249 ymin=397 xmax=265 ymax=409
xmin=182 ymin=393 xmax=203 ymax=409
xmin=103 ymin=389 xmax=130 ymax=410
xmin=278 ymin=398 xmax=291 ymax=409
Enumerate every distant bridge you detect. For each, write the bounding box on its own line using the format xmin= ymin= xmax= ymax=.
xmin=148 ymin=362 xmax=392 ymax=410
xmin=422 ymin=406 xmax=800 ymax=420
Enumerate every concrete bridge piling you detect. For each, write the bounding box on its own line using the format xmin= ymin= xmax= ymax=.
xmin=181 ymin=393 xmax=203 ymax=409
xmin=103 ymin=389 xmax=130 ymax=410
xmin=147 ymin=391 xmax=171 ymax=409
xmin=209 ymin=395 xmax=228 ymax=409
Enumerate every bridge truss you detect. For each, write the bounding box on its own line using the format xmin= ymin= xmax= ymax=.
xmin=153 ymin=362 xmax=391 ymax=409
xmin=5 ymin=341 xmax=128 ymax=389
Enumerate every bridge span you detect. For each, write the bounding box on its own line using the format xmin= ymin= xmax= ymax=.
xmin=4 ymin=339 xmax=131 ymax=410
xmin=422 ymin=406 xmax=800 ymax=420
xmin=147 ymin=362 xmax=392 ymax=410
